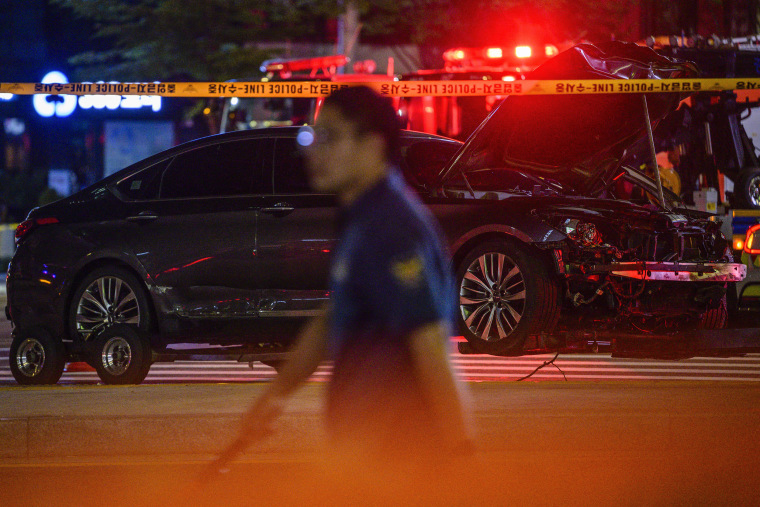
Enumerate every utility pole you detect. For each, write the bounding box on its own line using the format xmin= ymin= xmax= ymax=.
xmin=336 ymin=0 xmax=360 ymax=73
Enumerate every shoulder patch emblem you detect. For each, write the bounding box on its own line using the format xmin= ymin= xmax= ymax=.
xmin=391 ymin=255 xmax=424 ymax=288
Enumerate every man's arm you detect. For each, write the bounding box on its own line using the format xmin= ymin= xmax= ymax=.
xmin=238 ymin=306 xmax=331 ymax=438
xmin=408 ymin=321 xmax=474 ymax=450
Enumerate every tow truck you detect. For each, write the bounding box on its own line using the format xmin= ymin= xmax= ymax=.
xmin=645 ymin=36 xmax=760 ymax=210
xmin=619 ymin=36 xmax=760 ymax=321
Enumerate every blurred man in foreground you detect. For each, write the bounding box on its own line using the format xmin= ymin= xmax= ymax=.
xmin=228 ymin=85 xmax=473 ymax=483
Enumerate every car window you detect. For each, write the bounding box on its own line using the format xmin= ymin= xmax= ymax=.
xmin=114 ymin=158 xmax=169 ymax=200
xmin=160 ymin=139 xmax=267 ymax=199
xmin=400 ymin=139 xmax=461 ymax=189
xmin=271 ymin=137 xmax=314 ymax=194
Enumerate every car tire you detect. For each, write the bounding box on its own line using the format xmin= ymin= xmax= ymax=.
xmin=9 ymin=327 xmax=66 ymax=385
xmin=456 ymin=239 xmax=560 ymax=355
xmin=69 ymin=266 xmax=153 ymax=344
xmin=90 ymin=324 xmax=151 ymax=385
xmin=699 ymin=294 xmax=728 ymax=330
xmin=734 ymin=168 xmax=760 ymax=209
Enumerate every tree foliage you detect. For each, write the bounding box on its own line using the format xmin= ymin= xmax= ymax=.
xmin=53 ymin=0 xmax=727 ymax=83
xmin=51 ymin=0 xmax=279 ymax=81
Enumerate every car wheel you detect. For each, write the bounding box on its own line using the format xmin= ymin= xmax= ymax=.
xmin=456 ymin=240 xmax=560 ymax=355
xmin=69 ymin=266 xmax=152 ymax=344
xmin=700 ymin=295 xmax=727 ymax=330
xmin=734 ymin=168 xmax=760 ymax=209
xmin=90 ymin=324 xmax=151 ymax=385
xmin=9 ymin=327 xmax=66 ymax=385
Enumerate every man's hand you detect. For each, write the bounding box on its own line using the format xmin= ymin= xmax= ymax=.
xmin=200 ymin=393 xmax=284 ymax=483
xmin=201 ymin=308 xmax=330 ymax=484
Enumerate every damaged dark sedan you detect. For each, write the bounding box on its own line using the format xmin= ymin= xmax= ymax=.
xmin=5 ymin=41 xmax=746 ymax=385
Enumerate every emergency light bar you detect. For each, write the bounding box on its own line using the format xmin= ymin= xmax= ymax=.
xmin=515 ymin=46 xmax=531 ymax=58
xmin=262 ymin=55 xmax=349 ymax=76
xmin=443 ymin=44 xmax=559 ymax=68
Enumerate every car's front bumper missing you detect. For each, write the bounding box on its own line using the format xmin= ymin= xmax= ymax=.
xmin=600 ymin=261 xmax=747 ymax=282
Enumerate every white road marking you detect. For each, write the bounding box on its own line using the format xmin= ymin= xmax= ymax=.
xmin=1 ymin=351 xmax=758 ymax=383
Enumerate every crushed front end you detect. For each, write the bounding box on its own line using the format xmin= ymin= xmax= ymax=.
xmin=537 ymin=202 xmax=746 ymax=334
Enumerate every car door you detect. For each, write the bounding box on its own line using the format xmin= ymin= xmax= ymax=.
xmin=122 ymin=136 xmax=270 ymax=327
xmin=254 ymin=134 xmax=337 ymax=318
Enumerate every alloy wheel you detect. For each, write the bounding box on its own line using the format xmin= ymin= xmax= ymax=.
xmin=15 ymin=338 xmax=46 ymax=377
xmin=749 ymin=175 xmax=760 ymax=207
xmin=100 ymin=336 xmax=133 ymax=376
xmin=75 ymin=276 xmax=140 ymax=341
xmin=460 ymin=252 xmax=526 ymax=341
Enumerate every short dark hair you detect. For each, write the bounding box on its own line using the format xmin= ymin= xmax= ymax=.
xmin=322 ymin=85 xmax=401 ymax=165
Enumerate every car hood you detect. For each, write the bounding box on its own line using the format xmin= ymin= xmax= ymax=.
xmin=437 ymin=41 xmax=698 ymax=196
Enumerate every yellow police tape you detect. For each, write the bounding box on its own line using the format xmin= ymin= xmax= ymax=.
xmin=3 ymin=78 xmax=760 ymax=98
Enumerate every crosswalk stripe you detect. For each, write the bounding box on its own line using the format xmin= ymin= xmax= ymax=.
xmin=1 ymin=350 xmax=758 ymax=383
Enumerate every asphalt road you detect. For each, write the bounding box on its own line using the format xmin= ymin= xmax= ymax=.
xmin=2 ymin=307 xmax=760 ymax=505
xmin=2 ymin=281 xmax=760 ymax=504
xmin=1 ymin=382 xmax=758 ymax=506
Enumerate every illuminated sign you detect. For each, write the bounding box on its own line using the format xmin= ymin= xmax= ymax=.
xmin=78 ymin=90 xmax=161 ymax=111
xmin=33 ymin=71 xmax=162 ymax=117
xmin=33 ymin=71 xmax=77 ymax=117
xmin=3 ymin=118 xmax=25 ymax=136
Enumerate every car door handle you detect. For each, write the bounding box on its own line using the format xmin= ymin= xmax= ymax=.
xmin=261 ymin=203 xmax=295 ymax=215
xmin=126 ymin=211 xmax=159 ymax=222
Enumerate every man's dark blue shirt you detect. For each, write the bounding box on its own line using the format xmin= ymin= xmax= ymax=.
xmin=326 ymin=169 xmax=455 ymax=450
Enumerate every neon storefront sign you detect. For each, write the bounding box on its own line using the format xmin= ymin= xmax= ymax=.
xmin=33 ymin=71 xmax=162 ymax=118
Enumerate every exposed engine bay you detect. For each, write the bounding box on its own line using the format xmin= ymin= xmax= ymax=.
xmin=536 ymin=203 xmax=744 ymax=334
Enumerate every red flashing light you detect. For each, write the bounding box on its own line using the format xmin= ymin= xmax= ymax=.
xmin=744 ymin=224 xmax=760 ymax=254
xmin=15 ymin=217 xmax=59 ymax=244
xmin=443 ymin=44 xmax=559 ymax=69
xmin=486 ymin=47 xmax=503 ymax=59
xmin=545 ymin=45 xmax=559 ymax=57
xmin=264 ymin=55 xmax=348 ymax=76
xmin=515 ymin=46 xmax=532 ymax=58
xmin=443 ymin=48 xmax=467 ymax=62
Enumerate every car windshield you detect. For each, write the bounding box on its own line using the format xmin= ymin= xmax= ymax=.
xmin=605 ymin=165 xmax=685 ymax=210
xmin=442 ymin=165 xmax=566 ymax=197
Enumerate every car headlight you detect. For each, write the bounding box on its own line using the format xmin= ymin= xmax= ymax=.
xmin=565 ymin=220 xmax=602 ymax=247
